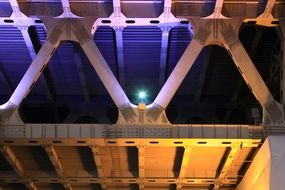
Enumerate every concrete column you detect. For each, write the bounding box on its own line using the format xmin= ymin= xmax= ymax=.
xmin=237 ymin=136 xmax=285 ymax=190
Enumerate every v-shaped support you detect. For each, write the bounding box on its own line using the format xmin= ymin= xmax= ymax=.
xmin=0 ymin=17 xmax=137 ymax=124
xmin=153 ymin=17 xmax=284 ymax=125
xmin=0 ymin=17 xmax=283 ymax=125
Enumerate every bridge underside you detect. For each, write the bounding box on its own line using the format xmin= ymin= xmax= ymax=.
xmin=0 ymin=124 xmax=262 ymax=190
xmin=0 ymin=0 xmax=285 ymax=189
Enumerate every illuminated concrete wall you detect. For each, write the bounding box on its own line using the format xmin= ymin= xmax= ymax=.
xmin=237 ymin=136 xmax=285 ymax=190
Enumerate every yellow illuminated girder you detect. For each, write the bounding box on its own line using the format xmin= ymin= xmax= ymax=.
xmin=0 ymin=138 xmax=261 ymax=189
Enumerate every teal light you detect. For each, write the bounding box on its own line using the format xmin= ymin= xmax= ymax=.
xmin=138 ymin=90 xmax=147 ymax=100
xmin=135 ymin=88 xmax=150 ymax=104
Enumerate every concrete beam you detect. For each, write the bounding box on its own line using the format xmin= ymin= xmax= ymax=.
xmin=158 ymin=28 xmax=170 ymax=87
xmin=158 ymin=0 xmax=174 ymax=87
xmin=20 ymin=25 xmax=60 ymax=122
xmin=214 ymin=146 xmax=240 ymax=189
xmin=25 ymin=27 xmax=58 ymax=102
xmin=114 ymin=28 xmax=126 ymax=86
xmin=44 ymin=145 xmax=64 ymax=178
xmin=21 ymin=27 xmax=61 ymax=123
xmin=0 ymin=175 xmax=234 ymax=185
xmin=90 ymin=146 xmax=107 ymax=190
xmin=44 ymin=145 xmax=73 ymax=190
xmin=138 ymin=146 xmax=145 ymax=188
xmin=93 ymin=18 xmax=187 ymax=34
xmin=0 ymin=123 xmax=264 ymax=139
xmin=176 ymin=147 xmax=192 ymax=190
xmin=0 ymin=34 xmax=59 ymax=122
xmin=154 ymin=39 xmax=203 ymax=109
xmin=78 ymin=37 xmax=136 ymax=122
xmin=0 ymin=145 xmax=38 ymax=190
xmin=112 ymin=0 xmax=126 ymax=87
xmin=8 ymin=0 xmax=58 ymax=104
xmin=224 ymin=27 xmax=264 ymax=122
xmin=225 ymin=36 xmax=283 ymax=124
xmin=0 ymin=145 xmax=24 ymax=176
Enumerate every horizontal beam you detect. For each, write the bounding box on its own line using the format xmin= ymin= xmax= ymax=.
xmin=92 ymin=17 xmax=189 ymax=35
xmin=0 ymin=124 xmax=263 ymax=139
xmin=0 ymin=176 xmax=236 ymax=186
xmin=0 ymin=138 xmax=261 ymax=149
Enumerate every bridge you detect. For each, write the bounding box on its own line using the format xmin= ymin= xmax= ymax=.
xmin=0 ymin=0 xmax=285 ymax=189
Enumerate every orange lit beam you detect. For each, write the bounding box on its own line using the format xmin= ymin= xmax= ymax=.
xmin=1 ymin=176 xmax=232 ymax=185
xmin=43 ymin=145 xmax=72 ymax=190
xmin=44 ymin=145 xmax=64 ymax=177
xmin=177 ymin=146 xmax=193 ymax=190
xmin=0 ymin=145 xmax=38 ymax=190
xmin=138 ymin=146 xmax=145 ymax=190
xmin=90 ymin=146 xmax=107 ymax=190
xmin=214 ymin=145 xmax=240 ymax=189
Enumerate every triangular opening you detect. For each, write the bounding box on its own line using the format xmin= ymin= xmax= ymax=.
xmin=239 ymin=23 xmax=281 ymax=103
xmin=123 ymin=26 xmax=162 ymax=104
xmin=19 ymin=26 xmax=118 ymax=123
xmin=123 ymin=26 xmax=192 ymax=105
xmin=166 ymin=45 xmax=262 ymax=124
